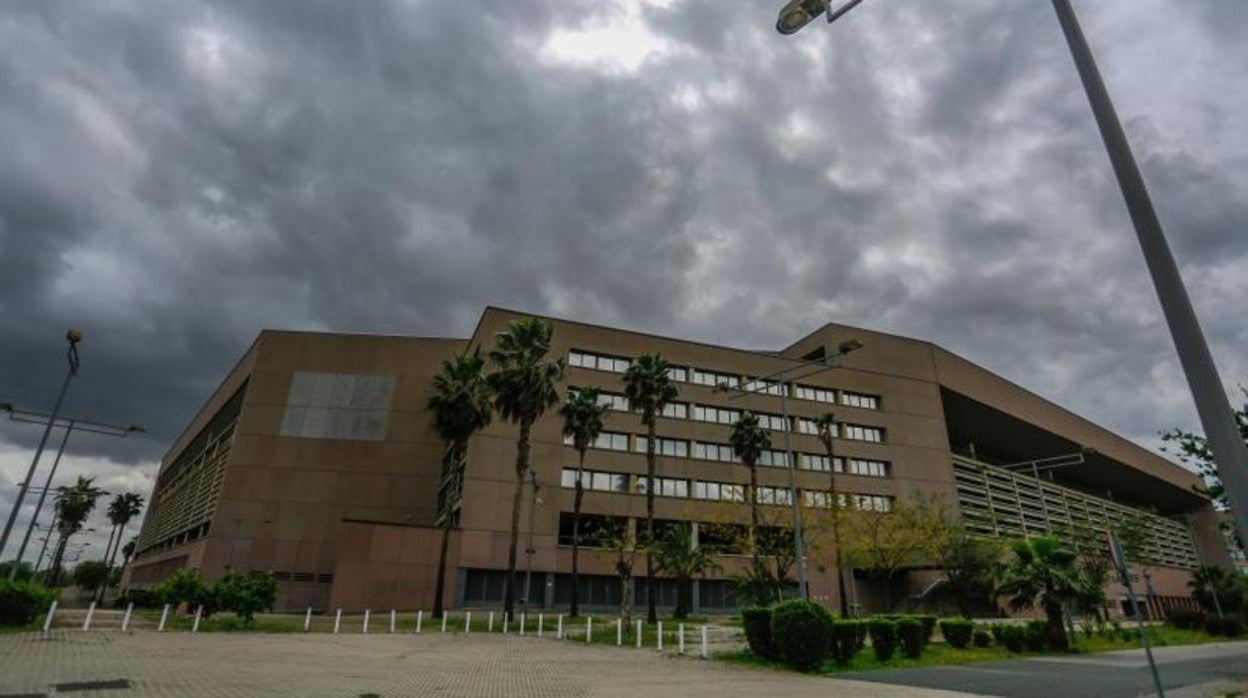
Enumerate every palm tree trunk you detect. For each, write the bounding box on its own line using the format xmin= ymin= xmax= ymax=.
xmin=94 ymin=524 xmax=119 ymax=603
xmin=570 ymin=450 xmax=586 ymax=617
xmin=432 ymin=445 xmax=461 ymax=619
xmin=48 ymin=532 xmax=69 ymax=587
xmin=645 ymin=418 xmax=657 ymax=624
xmin=747 ymin=460 xmax=760 ymax=565
xmin=1043 ymin=598 xmax=1069 ymax=649
xmin=824 ymin=442 xmax=849 ymax=617
xmin=503 ymin=421 xmax=532 ymax=616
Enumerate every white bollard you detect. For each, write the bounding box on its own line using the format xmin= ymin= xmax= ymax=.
xmin=333 ymin=609 xmax=342 ymax=634
xmin=616 ymin=618 xmax=623 ymax=646
xmin=557 ymin=614 xmax=563 ymax=639
xmin=157 ymin=604 xmax=170 ymax=632
xmin=678 ymin=623 xmax=685 ymax=654
xmin=488 ymin=611 xmax=495 ymax=633
xmin=465 ymin=611 xmax=471 ymax=634
xmin=441 ymin=612 xmax=448 ymax=633
xmin=635 ymin=620 xmax=642 ymax=648
xmin=390 ymin=610 xmax=396 ymax=634
xmin=192 ymin=605 xmax=203 ymax=633
xmin=586 ymin=616 xmax=592 ymax=644
xmin=520 ymin=613 xmax=526 ymax=636
xmin=82 ymin=601 xmax=96 ymax=631
xmin=121 ymin=603 xmax=134 ymax=633
xmin=503 ymin=613 xmax=509 ymax=634
xmin=538 ymin=613 xmax=544 ymax=638
xmin=700 ymin=625 xmax=708 ymax=658
xmin=42 ymin=600 xmax=58 ymax=634
xmin=416 ymin=610 xmax=423 ymax=634
xmin=657 ymin=621 xmax=663 ymax=651
xmin=363 ymin=609 xmax=370 ymax=634
xmin=304 ymin=606 xmax=312 ymax=632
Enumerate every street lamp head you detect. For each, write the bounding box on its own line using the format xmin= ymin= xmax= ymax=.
xmin=66 ymin=329 xmax=83 ymax=344
xmin=127 ymin=424 xmax=147 ymax=433
xmin=776 ymin=0 xmax=826 ymax=34
xmin=837 ymin=339 xmax=864 ymax=355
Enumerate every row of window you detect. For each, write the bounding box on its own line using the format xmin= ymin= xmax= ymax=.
xmin=562 ymin=432 xmax=889 ymax=477
xmin=560 ymin=468 xmax=892 ymax=510
xmin=569 ymin=350 xmax=880 ymax=410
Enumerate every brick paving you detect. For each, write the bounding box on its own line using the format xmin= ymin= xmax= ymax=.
xmin=0 ymin=629 xmax=975 ymax=697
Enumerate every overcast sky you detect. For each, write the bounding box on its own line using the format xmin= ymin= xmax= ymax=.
xmin=1 ymin=0 xmax=1245 ymax=562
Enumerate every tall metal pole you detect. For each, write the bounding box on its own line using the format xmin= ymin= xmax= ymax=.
xmin=1051 ymin=0 xmax=1248 ymax=547
xmin=9 ymin=422 xmax=74 ymax=580
xmin=778 ymin=391 xmax=809 ymax=599
xmin=33 ymin=510 xmax=59 ymax=575
xmin=0 ymin=331 xmax=81 ymax=560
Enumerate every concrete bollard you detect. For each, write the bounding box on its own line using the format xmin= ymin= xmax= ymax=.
xmin=192 ymin=605 xmax=203 ymax=633
xmin=678 ymin=623 xmax=685 ymax=654
xmin=657 ymin=621 xmax=662 ymax=651
xmin=157 ymin=604 xmax=170 ymax=632
xmin=121 ymin=603 xmax=134 ymax=633
xmin=333 ymin=609 xmax=342 ymax=634
xmin=363 ymin=609 xmax=370 ymax=634
xmin=82 ymin=601 xmax=96 ymax=631
xmin=304 ymin=606 xmax=312 ymax=632
xmin=488 ymin=610 xmax=495 ymax=633
xmin=557 ymin=614 xmax=563 ymax=639
xmin=416 ymin=610 xmax=423 ymax=634
xmin=42 ymin=600 xmax=58 ymax=634
xmin=441 ymin=612 xmax=448 ymax=634
xmin=503 ymin=613 xmax=510 ymax=634
xmin=465 ymin=611 xmax=471 ymax=634
xmin=635 ymin=620 xmax=642 ymax=648
xmin=390 ymin=610 xmax=396 ymax=634
xmin=520 ymin=613 xmax=526 ymax=636
xmin=700 ymin=625 xmax=708 ymax=658
xmin=586 ymin=616 xmax=592 ymax=644
xmin=538 ymin=613 xmax=544 ymax=638
xmin=616 ymin=618 xmax=622 ymax=646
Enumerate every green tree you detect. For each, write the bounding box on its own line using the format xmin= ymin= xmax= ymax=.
xmin=995 ymin=536 xmax=1084 ymax=650
xmin=651 ymin=523 xmax=721 ymax=619
xmin=156 ymin=568 xmax=208 ymax=610
xmin=839 ymin=494 xmax=942 ymax=611
xmin=622 ymin=353 xmax=679 ymax=625
xmin=98 ymin=492 xmax=144 ymax=601
xmin=559 ymin=387 xmax=607 ymax=618
xmin=932 ymin=524 xmax=1001 ymax=617
xmin=728 ymin=412 xmax=771 ymax=568
xmin=213 ymin=572 xmax=278 ymax=626
xmin=121 ymin=539 xmax=135 ymax=566
xmin=0 ymin=561 xmax=33 ymax=583
xmin=427 ymin=349 xmax=493 ymax=618
xmin=487 ymin=318 xmax=564 ymax=616
xmin=814 ymin=411 xmax=850 ymax=616
xmin=1188 ymin=564 xmax=1244 ymax=616
xmin=1161 ymin=387 xmax=1247 ymax=550
xmin=47 ymin=476 xmax=106 ymax=586
xmin=70 ymin=560 xmax=111 ymax=591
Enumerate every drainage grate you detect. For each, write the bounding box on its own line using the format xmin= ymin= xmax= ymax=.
xmin=52 ymin=679 xmax=131 ymax=692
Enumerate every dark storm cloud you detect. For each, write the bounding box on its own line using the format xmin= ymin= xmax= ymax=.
xmin=1 ymin=0 xmax=1246 ymax=557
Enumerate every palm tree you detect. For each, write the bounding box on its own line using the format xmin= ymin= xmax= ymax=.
xmin=995 ymin=536 xmax=1084 ymax=650
xmin=48 ymin=475 xmax=105 ymax=586
xmin=814 ymin=411 xmax=850 ymax=616
xmin=559 ymin=387 xmax=607 ymax=617
xmin=622 ymin=353 xmax=679 ymax=624
xmin=729 ymin=412 xmax=771 ymax=567
xmin=121 ymin=538 xmax=136 ymax=567
xmin=487 ymin=318 xmax=564 ymax=616
xmin=427 ymin=349 xmax=493 ymax=618
xmin=97 ymin=492 xmax=144 ymax=601
xmin=1188 ymin=564 xmax=1240 ymax=616
xmin=652 ymin=523 xmax=721 ymax=619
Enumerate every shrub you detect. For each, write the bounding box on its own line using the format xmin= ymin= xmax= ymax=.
xmin=1166 ymin=608 xmax=1205 ymax=630
xmin=1024 ymin=620 xmax=1048 ymax=651
xmin=897 ymin=617 xmax=925 ymax=659
xmin=155 ymin=569 xmax=208 ymax=610
xmin=0 ymin=579 xmax=57 ymax=627
xmin=1221 ymin=617 xmax=1244 ymax=637
xmin=868 ymin=619 xmax=898 ymax=661
xmin=830 ymin=620 xmax=863 ymax=664
xmin=990 ymin=623 xmax=1007 ymax=645
xmin=212 ymin=573 xmax=278 ymax=626
xmin=972 ymin=626 xmax=992 ymax=647
xmin=940 ymin=618 xmax=974 ymax=649
xmin=113 ymin=588 xmax=164 ymax=609
xmin=770 ymin=600 xmax=834 ymax=672
xmin=998 ymin=625 xmax=1027 ymax=653
xmin=915 ymin=615 xmax=938 ymax=646
xmin=742 ymin=606 xmax=776 ymax=660
xmin=853 ymin=620 xmax=868 ymax=652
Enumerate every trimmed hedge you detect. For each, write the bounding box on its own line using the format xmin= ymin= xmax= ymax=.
xmin=742 ymin=606 xmax=776 ymax=660
xmin=0 ymin=579 xmax=56 ymax=627
xmin=1024 ymin=620 xmax=1048 ymax=651
xmin=939 ymin=618 xmax=974 ymax=649
xmin=1204 ymin=615 xmax=1245 ymax=638
xmin=998 ymin=625 xmax=1027 ymax=653
xmin=1166 ymin=608 xmax=1205 ymax=630
xmin=770 ymin=600 xmax=834 ymax=672
xmin=897 ymin=617 xmax=925 ymax=659
xmin=915 ymin=615 xmax=938 ymax=646
xmin=868 ymin=619 xmax=898 ymax=661
xmin=972 ymin=627 xmax=992 ymax=648
xmin=830 ymin=620 xmax=863 ymax=664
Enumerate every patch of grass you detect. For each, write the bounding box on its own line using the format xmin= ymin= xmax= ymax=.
xmin=0 ymin=621 xmax=42 ymax=635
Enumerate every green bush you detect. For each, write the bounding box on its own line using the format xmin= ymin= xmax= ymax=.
xmin=972 ymin=626 xmax=992 ymax=647
xmin=990 ymin=623 xmax=1007 ymax=645
xmin=1204 ymin=615 xmax=1245 ymax=638
xmin=770 ymin=600 xmax=834 ymax=672
xmin=853 ymin=619 xmax=868 ymax=651
xmin=113 ymin=588 xmax=164 ymax=609
xmin=868 ymin=619 xmax=898 ymax=661
xmin=742 ymin=606 xmax=776 ymax=660
xmin=155 ymin=568 xmax=208 ymax=610
xmin=998 ymin=625 xmax=1027 ymax=653
xmin=1166 ymin=608 xmax=1205 ymax=630
xmin=915 ymin=615 xmax=938 ymax=646
xmin=212 ymin=573 xmax=277 ymax=626
xmin=897 ymin=617 xmax=925 ymax=659
xmin=0 ymin=579 xmax=57 ymax=626
xmin=939 ymin=618 xmax=974 ymax=649
xmin=830 ymin=620 xmax=863 ymax=664
xmin=1024 ymin=620 xmax=1048 ymax=651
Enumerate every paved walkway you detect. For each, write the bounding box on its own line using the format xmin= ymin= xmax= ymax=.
xmin=0 ymin=630 xmax=974 ymax=697
xmin=841 ymin=641 xmax=1248 ymax=698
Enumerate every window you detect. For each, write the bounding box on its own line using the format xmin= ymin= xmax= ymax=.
xmin=280 ymin=372 xmax=395 ymax=441
xmin=692 ymin=404 xmax=740 ymax=425
xmin=794 ymin=385 xmax=835 ymax=404
xmin=661 ymin=402 xmax=688 ymax=419
xmin=842 ymin=424 xmax=884 ymax=443
xmin=755 ymin=486 xmax=793 ymax=505
xmin=570 ymin=388 xmax=631 ymax=411
xmin=844 ymin=458 xmax=889 ymax=477
xmin=691 ymin=368 xmax=739 ymax=388
xmin=666 ymin=366 xmax=688 ymax=383
xmin=796 ymin=417 xmax=823 ymax=436
xmin=801 ymin=453 xmax=839 ymax=472
xmin=842 ymin=391 xmax=880 ymax=410
xmin=803 ymin=490 xmax=893 ymax=511
xmin=564 ymin=431 xmax=630 ymax=451
xmin=692 ymin=481 xmax=745 ymax=502
xmin=757 ymin=450 xmax=792 ymax=468
xmin=637 ymin=476 xmax=689 ymax=498
xmin=803 ymin=491 xmax=832 ymax=508
xmin=560 ymin=468 xmax=629 ymax=493
xmin=634 ymin=436 xmax=689 ymax=458
xmin=568 ymin=350 xmax=631 ymax=373
xmin=744 ymin=378 xmax=787 ymax=397
xmin=756 ymin=413 xmax=789 ymax=431
xmin=693 ymin=441 xmax=739 ymax=463
xmin=850 ymin=494 xmax=893 ymax=511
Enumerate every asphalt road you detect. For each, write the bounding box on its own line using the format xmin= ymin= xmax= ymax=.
xmin=841 ymin=641 xmax=1248 ymax=698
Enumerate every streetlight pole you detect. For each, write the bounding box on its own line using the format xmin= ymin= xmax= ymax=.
xmin=522 ymin=471 xmax=540 ymax=614
xmin=0 ymin=330 xmax=81 ymax=561
xmin=775 ymin=0 xmax=1248 ymax=551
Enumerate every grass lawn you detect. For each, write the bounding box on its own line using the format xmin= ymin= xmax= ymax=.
xmin=720 ymin=625 xmax=1238 ymax=675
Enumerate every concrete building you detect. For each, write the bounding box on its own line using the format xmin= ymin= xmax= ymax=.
xmin=122 ymin=307 xmax=1229 ymax=616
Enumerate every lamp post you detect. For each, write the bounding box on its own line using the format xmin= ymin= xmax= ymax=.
xmin=714 ymin=339 xmax=863 ymax=601
xmin=2 ymin=405 xmax=144 ymax=580
xmin=774 ymin=0 xmax=1248 ymax=551
xmin=0 ymin=330 xmax=81 ymax=561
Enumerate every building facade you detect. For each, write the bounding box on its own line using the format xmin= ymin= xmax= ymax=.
xmin=123 ymin=307 xmax=1230 ymax=616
